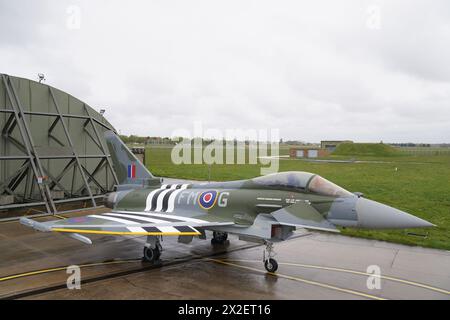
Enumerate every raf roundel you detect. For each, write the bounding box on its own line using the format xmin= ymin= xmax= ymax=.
xmin=198 ymin=190 xmax=218 ymax=210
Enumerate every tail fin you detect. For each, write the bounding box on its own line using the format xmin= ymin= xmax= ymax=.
xmin=104 ymin=131 xmax=160 ymax=189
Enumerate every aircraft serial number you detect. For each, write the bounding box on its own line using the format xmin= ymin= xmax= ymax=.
xmin=221 ymin=304 xmax=271 ymax=316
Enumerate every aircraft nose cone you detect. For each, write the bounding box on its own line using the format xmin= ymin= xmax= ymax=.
xmin=356 ymin=198 xmax=435 ymax=229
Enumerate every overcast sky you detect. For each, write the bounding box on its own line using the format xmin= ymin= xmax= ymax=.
xmin=1 ymin=0 xmax=449 ymax=143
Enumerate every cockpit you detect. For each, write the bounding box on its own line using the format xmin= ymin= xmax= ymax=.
xmin=252 ymin=171 xmax=353 ymax=197
xmin=307 ymin=174 xmax=353 ymax=197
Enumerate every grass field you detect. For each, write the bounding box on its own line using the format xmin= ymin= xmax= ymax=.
xmin=333 ymin=142 xmax=400 ymax=157
xmin=144 ymin=145 xmax=450 ymax=250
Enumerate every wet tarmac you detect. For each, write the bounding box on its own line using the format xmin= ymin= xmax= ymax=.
xmin=0 ymin=207 xmax=449 ymax=300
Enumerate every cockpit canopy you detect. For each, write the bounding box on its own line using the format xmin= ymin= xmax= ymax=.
xmin=252 ymin=171 xmax=314 ymax=190
xmin=307 ymin=175 xmax=353 ymax=197
xmin=252 ymin=171 xmax=353 ymax=197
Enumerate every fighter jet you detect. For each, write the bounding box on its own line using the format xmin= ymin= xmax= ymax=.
xmin=20 ymin=132 xmax=434 ymax=272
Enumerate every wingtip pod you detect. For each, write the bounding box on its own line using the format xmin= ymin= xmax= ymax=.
xmin=19 ymin=217 xmax=33 ymax=228
xmin=20 ymin=217 xmax=52 ymax=232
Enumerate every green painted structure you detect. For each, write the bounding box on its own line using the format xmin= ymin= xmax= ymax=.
xmin=0 ymin=74 xmax=119 ymax=219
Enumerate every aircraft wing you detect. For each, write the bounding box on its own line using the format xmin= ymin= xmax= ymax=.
xmin=20 ymin=210 xmax=235 ymax=238
xmin=271 ymin=201 xmax=339 ymax=233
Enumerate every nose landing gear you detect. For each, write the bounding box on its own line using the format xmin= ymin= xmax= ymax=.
xmin=263 ymin=241 xmax=278 ymax=273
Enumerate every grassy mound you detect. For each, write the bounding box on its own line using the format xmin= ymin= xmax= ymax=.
xmin=333 ymin=143 xmax=399 ymax=157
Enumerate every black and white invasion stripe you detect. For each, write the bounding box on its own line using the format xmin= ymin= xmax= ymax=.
xmin=89 ymin=212 xmax=199 ymax=234
xmin=144 ymin=183 xmax=189 ymax=212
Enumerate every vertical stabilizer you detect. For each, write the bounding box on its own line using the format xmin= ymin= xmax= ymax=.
xmin=104 ymin=131 xmax=159 ymax=189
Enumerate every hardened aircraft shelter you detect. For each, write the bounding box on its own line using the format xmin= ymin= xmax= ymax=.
xmin=0 ymin=74 xmax=119 ymax=220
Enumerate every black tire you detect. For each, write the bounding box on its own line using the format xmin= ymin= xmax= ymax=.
xmin=264 ymin=258 xmax=278 ymax=273
xmin=143 ymin=246 xmax=160 ymax=263
xmin=211 ymin=231 xmax=228 ymax=245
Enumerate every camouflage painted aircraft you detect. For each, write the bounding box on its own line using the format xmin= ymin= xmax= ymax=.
xmin=21 ymin=132 xmax=434 ymax=272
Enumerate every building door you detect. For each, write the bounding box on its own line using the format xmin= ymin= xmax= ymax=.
xmin=308 ymin=149 xmax=318 ymax=158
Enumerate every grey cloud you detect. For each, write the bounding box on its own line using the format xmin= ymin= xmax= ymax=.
xmin=0 ymin=0 xmax=449 ymax=143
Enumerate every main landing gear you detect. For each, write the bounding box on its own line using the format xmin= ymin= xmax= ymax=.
xmin=143 ymin=236 xmax=162 ymax=263
xmin=211 ymin=231 xmax=228 ymax=245
xmin=263 ymin=241 xmax=278 ymax=273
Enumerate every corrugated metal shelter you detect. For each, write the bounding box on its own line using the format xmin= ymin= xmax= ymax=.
xmin=0 ymin=74 xmax=119 ymax=220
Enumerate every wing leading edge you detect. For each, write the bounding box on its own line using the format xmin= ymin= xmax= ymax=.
xmin=21 ymin=210 xmax=235 ymax=237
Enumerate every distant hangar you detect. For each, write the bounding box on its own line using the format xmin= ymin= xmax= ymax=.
xmin=289 ymin=140 xmax=353 ymax=159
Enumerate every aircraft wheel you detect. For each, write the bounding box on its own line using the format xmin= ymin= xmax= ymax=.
xmin=211 ymin=231 xmax=228 ymax=245
xmin=143 ymin=246 xmax=160 ymax=263
xmin=264 ymin=258 xmax=278 ymax=273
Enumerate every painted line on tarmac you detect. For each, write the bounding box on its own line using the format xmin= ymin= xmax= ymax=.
xmin=207 ymin=258 xmax=386 ymax=300
xmin=0 ymin=244 xmax=261 ymax=284
xmin=0 ymin=259 xmax=142 ymax=282
xmin=225 ymin=259 xmax=450 ymax=296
